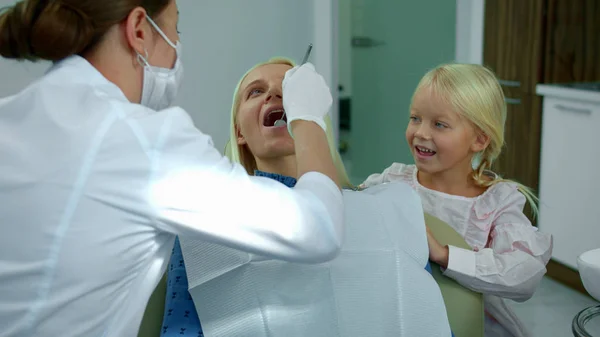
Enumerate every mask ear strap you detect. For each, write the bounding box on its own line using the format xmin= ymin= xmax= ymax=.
xmin=145 ymin=14 xmax=177 ymax=49
xmin=136 ymin=48 xmax=150 ymax=67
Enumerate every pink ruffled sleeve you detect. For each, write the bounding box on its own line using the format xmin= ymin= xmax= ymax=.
xmin=444 ymin=185 xmax=553 ymax=302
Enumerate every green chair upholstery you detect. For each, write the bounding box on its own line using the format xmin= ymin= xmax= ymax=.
xmin=137 ymin=214 xmax=485 ymax=337
xmin=137 ymin=273 xmax=167 ymax=337
xmin=425 ymin=213 xmax=485 ymax=337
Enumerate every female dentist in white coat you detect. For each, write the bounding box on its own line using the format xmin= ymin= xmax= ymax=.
xmin=0 ymin=1 xmax=343 ymax=336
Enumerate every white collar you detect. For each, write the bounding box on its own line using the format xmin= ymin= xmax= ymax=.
xmin=46 ymin=55 xmax=130 ymax=103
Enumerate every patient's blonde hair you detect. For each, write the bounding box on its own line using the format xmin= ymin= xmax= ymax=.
xmin=413 ymin=63 xmax=538 ymax=215
xmin=224 ymin=57 xmax=353 ymax=188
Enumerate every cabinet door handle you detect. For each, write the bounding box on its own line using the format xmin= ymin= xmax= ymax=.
xmin=505 ymin=98 xmax=522 ymax=105
xmin=498 ymin=79 xmax=521 ymax=88
xmin=555 ymin=104 xmax=592 ymax=115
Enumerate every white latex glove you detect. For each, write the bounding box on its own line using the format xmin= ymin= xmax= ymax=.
xmin=282 ymin=63 xmax=332 ymax=133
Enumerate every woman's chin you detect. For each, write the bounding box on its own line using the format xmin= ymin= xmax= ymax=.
xmin=262 ymin=141 xmax=295 ymax=158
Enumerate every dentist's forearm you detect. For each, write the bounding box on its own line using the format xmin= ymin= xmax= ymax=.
xmin=291 ymin=120 xmax=340 ymax=190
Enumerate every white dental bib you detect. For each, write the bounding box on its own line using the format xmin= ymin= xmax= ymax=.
xmin=180 ymin=182 xmax=451 ymax=336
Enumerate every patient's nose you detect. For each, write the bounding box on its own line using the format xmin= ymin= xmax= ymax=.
xmin=265 ymin=88 xmax=283 ymax=102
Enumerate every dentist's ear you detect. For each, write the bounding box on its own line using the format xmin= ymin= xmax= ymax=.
xmin=124 ymin=7 xmax=153 ymax=58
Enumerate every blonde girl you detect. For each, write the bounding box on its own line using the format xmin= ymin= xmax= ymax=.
xmin=361 ymin=63 xmax=553 ymax=337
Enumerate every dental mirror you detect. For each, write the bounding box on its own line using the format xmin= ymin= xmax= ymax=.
xmin=274 ymin=43 xmax=313 ymax=128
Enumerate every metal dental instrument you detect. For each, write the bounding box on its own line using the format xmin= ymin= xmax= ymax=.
xmin=300 ymin=43 xmax=313 ymax=64
xmin=274 ymin=43 xmax=313 ymax=127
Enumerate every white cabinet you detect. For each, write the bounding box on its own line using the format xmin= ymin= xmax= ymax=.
xmin=537 ymin=87 xmax=600 ymax=269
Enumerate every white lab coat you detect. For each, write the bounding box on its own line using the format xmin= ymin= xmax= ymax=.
xmin=0 ymin=56 xmax=343 ymax=337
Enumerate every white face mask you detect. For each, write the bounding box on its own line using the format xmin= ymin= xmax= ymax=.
xmin=136 ymin=15 xmax=183 ymax=111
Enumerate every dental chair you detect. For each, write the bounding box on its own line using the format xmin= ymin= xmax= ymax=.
xmin=138 ymin=273 xmax=166 ymax=337
xmin=138 ymin=214 xmax=485 ymax=337
xmin=425 ymin=213 xmax=485 ymax=337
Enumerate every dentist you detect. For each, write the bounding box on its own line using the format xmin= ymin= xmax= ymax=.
xmin=0 ymin=1 xmax=343 ymax=336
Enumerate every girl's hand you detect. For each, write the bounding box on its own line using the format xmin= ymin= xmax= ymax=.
xmin=426 ymin=226 xmax=449 ymax=268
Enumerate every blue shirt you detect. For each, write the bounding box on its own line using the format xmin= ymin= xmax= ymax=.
xmin=160 ymin=171 xmax=443 ymax=336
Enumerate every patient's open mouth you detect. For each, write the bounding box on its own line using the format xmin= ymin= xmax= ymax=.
xmin=263 ymin=109 xmax=286 ymax=127
xmin=415 ymin=145 xmax=436 ymax=157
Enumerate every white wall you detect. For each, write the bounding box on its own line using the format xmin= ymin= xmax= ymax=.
xmin=0 ymin=60 xmax=50 ymax=97
xmin=0 ymin=0 xmax=332 ymax=151
xmin=176 ymin=1 xmax=317 ymax=150
xmin=312 ymin=0 xmax=338 ymax=145
xmin=337 ymin=0 xmax=352 ymax=99
xmin=455 ymin=0 xmax=485 ymax=64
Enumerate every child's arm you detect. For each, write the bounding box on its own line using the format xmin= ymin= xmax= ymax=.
xmin=359 ymin=163 xmax=408 ymax=188
xmin=437 ymin=191 xmax=553 ymax=302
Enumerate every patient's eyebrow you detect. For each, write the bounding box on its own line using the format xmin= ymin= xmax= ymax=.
xmin=242 ymin=79 xmax=266 ymax=93
xmin=244 ymin=79 xmax=264 ymax=89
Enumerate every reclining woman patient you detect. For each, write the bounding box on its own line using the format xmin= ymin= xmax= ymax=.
xmin=160 ymin=57 xmax=450 ymax=336
xmin=159 ymin=58 xmax=351 ymax=337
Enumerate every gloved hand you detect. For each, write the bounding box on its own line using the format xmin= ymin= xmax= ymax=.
xmin=282 ymin=63 xmax=332 ymax=133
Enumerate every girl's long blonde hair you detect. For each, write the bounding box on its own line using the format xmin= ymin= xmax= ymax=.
xmin=224 ymin=57 xmax=353 ymax=189
xmin=413 ymin=63 xmax=538 ymax=216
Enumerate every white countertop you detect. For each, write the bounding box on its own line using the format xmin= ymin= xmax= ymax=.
xmin=537 ymin=84 xmax=600 ymax=104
